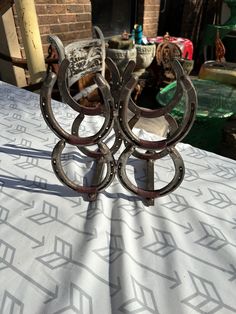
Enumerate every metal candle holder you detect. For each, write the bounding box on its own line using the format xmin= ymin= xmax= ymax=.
xmin=40 ymin=57 xmax=197 ymax=205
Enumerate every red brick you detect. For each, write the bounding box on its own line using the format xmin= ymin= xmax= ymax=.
xmin=43 ymin=44 xmax=49 ymax=56
xmin=37 ymin=0 xmax=57 ymax=3
xmin=38 ymin=15 xmax=59 ymax=25
xmin=50 ymin=23 xmax=69 ymax=33
xmin=144 ymin=5 xmax=160 ymax=11
xmin=143 ymin=11 xmax=159 ymax=18
xmin=36 ymin=5 xmax=47 ymax=14
xmin=68 ymin=22 xmax=91 ymax=31
xmin=144 ymin=0 xmax=160 ymax=5
xmin=84 ymin=4 xmax=91 ymax=12
xmin=66 ymin=4 xmax=84 ymax=13
xmin=45 ymin=4 xmax=66 ymax=14
xmin=143 ymin=17 xmax=159 ymax=24
xmin=58 ymin=30 xmax=91 ymax=42
xmin=78 ymin=0 xmax=91 ymax=3
xmin=76 ymin=13 xmax=91 ymax=22
xmin=58 ymin=14 xmax=77 ymax=23
xmin=39 ymin=25 xmax=50 ymax=35
xmin=57 ymin=0 xmax=80 ymax=3
xmin=40 ymin=34 xmax=50 ymax=44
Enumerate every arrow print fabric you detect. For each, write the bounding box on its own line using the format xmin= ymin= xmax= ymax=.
xmin=0 ymin=81 xmax=236 ymax=313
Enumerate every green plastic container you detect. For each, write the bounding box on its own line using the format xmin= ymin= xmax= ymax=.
xmin=156 ymin=79 xmax=236 ymax=153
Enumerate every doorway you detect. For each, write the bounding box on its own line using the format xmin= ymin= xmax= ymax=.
xmin=91 ymin=0 xmax=137 ymax=37
xmin=158 ymin=0 xmax=185 ymax=37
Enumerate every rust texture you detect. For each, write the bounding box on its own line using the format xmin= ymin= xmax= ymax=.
xmin=40 ymin=57 xmax=197 ymax=205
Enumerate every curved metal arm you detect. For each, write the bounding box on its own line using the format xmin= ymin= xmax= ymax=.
xmin=52 ymin=140 xmax=115 ymax=194
xmin=117 ymin=145 xmax=185 ymax=199
xmin=41 ymin=65 xmax=115 ymax=147
xmin=40 ymin=53 xmax=197 ymax=205
xmin=117 ymin=60 xmax=197 ymax=151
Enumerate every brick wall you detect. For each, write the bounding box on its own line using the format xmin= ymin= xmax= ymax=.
xmin=139 ymin=0 xmax=160 ymax=38
xmin=13 ymin=0 xmax=92 ymax=57
xmin=13 ymin=0 xmax=160 ymax=58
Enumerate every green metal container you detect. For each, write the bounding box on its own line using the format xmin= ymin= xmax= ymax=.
xmin=156 ymin=79 xmax=236 ymax=153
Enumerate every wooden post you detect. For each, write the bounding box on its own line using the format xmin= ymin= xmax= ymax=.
xmin=0 ymin=7 xmax=27 ymax=86
xmin=14 ymin=0 xmax=46 ymax=84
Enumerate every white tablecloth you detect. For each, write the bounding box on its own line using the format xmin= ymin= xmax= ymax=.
xmin=0 ymin=81 xmax=236 ymax=314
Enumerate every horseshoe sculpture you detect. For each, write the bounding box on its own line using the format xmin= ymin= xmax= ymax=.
xmin=40 ymin=57 xmax=197 ymax=205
